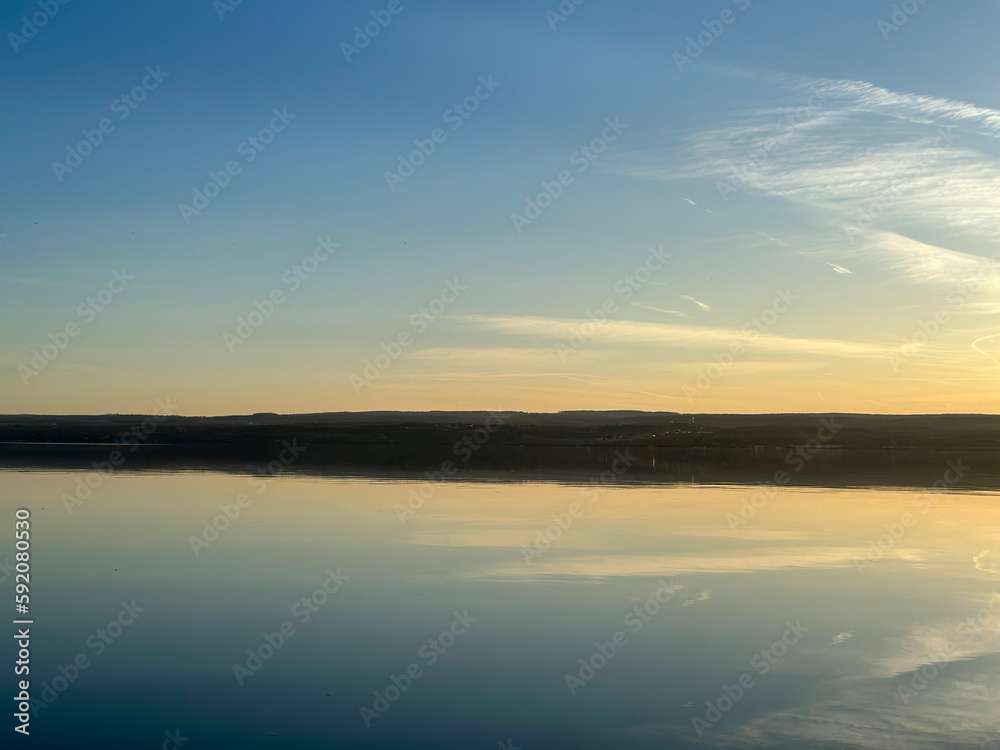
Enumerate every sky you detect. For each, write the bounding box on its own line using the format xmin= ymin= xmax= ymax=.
xmin=2 ymin=0 xmax=1000 ymax=415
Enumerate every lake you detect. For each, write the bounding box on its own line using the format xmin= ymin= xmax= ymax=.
xmin=3 ymin=454 xmax=1000 ymax=748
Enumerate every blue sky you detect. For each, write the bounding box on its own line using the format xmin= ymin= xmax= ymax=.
xmin=3 ymin=0 xmax=1000 ymax=414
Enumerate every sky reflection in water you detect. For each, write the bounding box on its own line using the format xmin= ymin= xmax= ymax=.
xmin=4 ymin=469 xmax=1000 ymax=749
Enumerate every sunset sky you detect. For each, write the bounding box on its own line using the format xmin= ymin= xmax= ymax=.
xmin=3 ymin=0 xmax=999 ymax=415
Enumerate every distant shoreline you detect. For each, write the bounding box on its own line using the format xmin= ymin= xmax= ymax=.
xmin=1 ymin=411 xmax=999 ymax=450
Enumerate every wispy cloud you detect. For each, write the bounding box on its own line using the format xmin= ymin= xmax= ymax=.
xmin=680 ymin=294 xmax=712 ymax=311
xmin=829 ymin=630 xmax=853 ymax=646
xmin=471 ymin=547 xmax=865 ymax=582
xmin=458 ymin=314 xmax=884 ymax=359
xmin=615 ymin=71 xmax=1000 ymax=251
xmin=631 ymin=301 xmax=689 ymax=318
xmin=409 ymin=347 xmax=553 ymax=364
xmin=681 ymin=590 xmax=711 ymax=607
xmin=682 ymin=196 xmax=713 ymax=214
xmin=849 ymin=231 xmax=999 ymax=287
xmin=791 ymin=75 xmax=1000 ymax=138
xmin=757 ymin=231 xmax=789 ymax=246
xmin=971 ymin=334 xmax=1000 ymax=362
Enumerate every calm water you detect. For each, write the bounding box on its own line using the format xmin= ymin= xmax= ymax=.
xmin=4 ymin=465 xmax=1000 ymax=748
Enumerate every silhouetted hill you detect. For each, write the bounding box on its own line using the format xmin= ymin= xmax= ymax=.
xmin=0 ymin=411 xmax=998 ymax=449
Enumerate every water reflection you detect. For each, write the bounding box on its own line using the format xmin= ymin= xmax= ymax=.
xmin=2 ymin=465 xmax=999 ymax=748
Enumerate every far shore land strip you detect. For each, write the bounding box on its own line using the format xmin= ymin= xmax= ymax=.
xmin=1 ymin=411 xmax=998 ymax=451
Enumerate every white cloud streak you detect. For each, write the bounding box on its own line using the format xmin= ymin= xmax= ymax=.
xmin=457 ymin=314 xmax=884 ymax=359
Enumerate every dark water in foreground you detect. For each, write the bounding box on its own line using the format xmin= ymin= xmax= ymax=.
xmin=2 ymin=451 xmax=1000 ymax=748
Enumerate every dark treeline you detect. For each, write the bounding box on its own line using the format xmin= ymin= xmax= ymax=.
xmin=1 ymin=410 xmax=998 ymax=449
